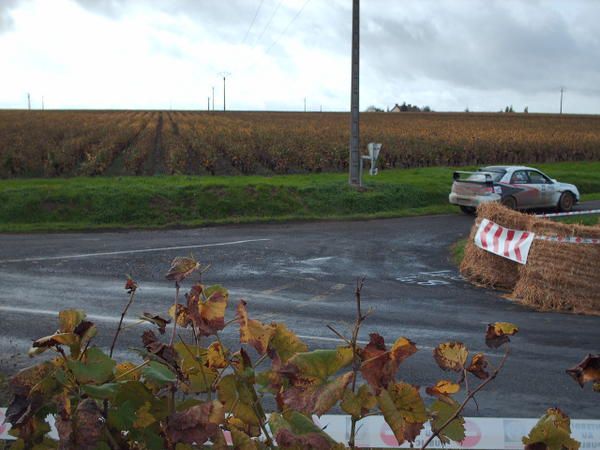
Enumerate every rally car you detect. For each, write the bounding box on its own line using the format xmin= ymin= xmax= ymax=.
xmin=449 ymin=165 xmax=580 ymax=214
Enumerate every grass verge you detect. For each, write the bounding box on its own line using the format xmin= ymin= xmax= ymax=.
xmin=1 ymin=161 xmax=600 ymax=232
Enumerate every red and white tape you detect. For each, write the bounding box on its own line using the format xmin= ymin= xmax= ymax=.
xmin=535 ymin=235 xmax=600 ymax=244
xmin=535 ymin=209 xmax=600 ymax=218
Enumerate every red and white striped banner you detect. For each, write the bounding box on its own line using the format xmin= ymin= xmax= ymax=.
xmin=474 ymin=219 xmax=535 ymax=264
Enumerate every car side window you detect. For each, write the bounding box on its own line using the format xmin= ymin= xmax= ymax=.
xmin=510 ymin=170 xmax=529 ymax=184
xmin=528 ymin=171 xmax=550 ymax=184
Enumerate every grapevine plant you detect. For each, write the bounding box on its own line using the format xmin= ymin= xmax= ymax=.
xmin=4 ymin=256 xmax=595 ymax=449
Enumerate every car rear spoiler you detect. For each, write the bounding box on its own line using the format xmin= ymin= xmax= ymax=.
xmin=453 ymin=171 xmax=494 ymax=185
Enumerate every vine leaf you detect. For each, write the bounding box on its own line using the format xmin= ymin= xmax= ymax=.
xmin=485 ymin=322 xmax=519 ymax=348
xmin=360 ymin=333 xmax=418 ymax=392
xmin=165 ymin=256 xmax=200 ymax=283
xmin=430 ymin=398 xmax=466 ymax=444
xmin=141 ymin=361 xmax=177 ymax=386
xmin=166 ymin=401 xmax=225 ymax=445
xmin=58 ymin=309 xmax=86 ymax=333
xmin=433 ymin=342 xmax=468 ymax=372
xmin=566 ymin=354 xmax=600 ymax=388
xmin=377 ymin=382 xmax=427 ymax=445
xmin=115 ymin=362 xmax=140 ymax=381
xmin=466 ymin=353 xmax=490 ymax=379
xmin=426 ymin=380 xmax=460 ymax=397
xmin=67 ymin=347 xmax=115 ymax=384
xmin=140 ymin=313 xmax=171 ymax=335
xmin=279 ymin=347 xmax=354 ymax=416
xmin=207 ymin=342 xmax=228 ymax=369
xmin=237 ymin=300 xmax=274 ymax=355
xmin=168 ymin=303 xmax=191 ymax=328
xmin=174 ymin=342 xmax=218 ymax=394
xmin=29 ymin=309 xmax=96 ymax=358
xmin=341 ymin=384 xmax=377 ymax=419
xmin=217 ymin=373 xmax=263 ymax=433
xmin=269 ymin=323 xmax=308 ymax=363
xmin=522 ymin=408 xmax=580 ymax=450
xmin=72 ymin=398 xmax=106 ymax=449
xmin=269 ymin=411 xmax=339 ymax=450
xmin=187 ymin=284 xmax=228 ymax=336
xmin=281 ymin=347 xmax=353 ymax=383
xmin=281 ymin=371 xmax=353 ymax=416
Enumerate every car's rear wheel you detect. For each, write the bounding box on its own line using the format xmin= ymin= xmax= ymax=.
xmin=459 ymin=205 xmax=476 ymax=215
xmin=558 ymin=192 xmax=575 ymax=212
xmin=501 ymin=196 xmax=517 ymax=210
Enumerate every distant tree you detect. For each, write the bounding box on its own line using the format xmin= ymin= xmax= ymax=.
xmin=524 ymin=106 xmax=529 ymax=114
xmin=509 ymin=105 xmax=514 ymax=113
xmin=400 ymin=102 xmax=408 ymax=112
xmin=465 ymin=107 xmax=470 ymax=113
xmin=505 ymin=106 xmax=510 ymax=113
xmin=365 ymin=105 xmax=384 ymax=112
xmin=423 ymin=106 xmax=431 ymax=112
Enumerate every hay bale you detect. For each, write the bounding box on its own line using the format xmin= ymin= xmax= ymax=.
xmin=512 ymin=217 xmax=600 ymax=315
xmin=460 ymin=201 xmax=600 ymax=314
xmin=460 ymin=202 xmax=533 ymax=289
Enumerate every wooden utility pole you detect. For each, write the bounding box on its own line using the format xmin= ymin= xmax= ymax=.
xmin=349 ymin=0 xmax=360 ymax=186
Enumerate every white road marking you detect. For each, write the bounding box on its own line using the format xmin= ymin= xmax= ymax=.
xmin=1 ymin=306 xmax=503 ymax=356
xmin=261 ymin=282 xmax=297 ymax=295
xmin=0 ymin=238 xmax=271 ymax=263
xmin=0 ymin=306 xmax=141 ymax=325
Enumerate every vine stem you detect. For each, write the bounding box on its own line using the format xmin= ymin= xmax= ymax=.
xmin=420 ymin=347 xmax=510 ymax=450
xmin=348 ymin=277 xmax=366 ymax=450
xmin=169 ymin=282 xmax=180 ymax=347
xmin=109 ymin=288 xmax=137 ymax=358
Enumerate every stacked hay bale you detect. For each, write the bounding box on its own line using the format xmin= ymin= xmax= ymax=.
xmin=460 ymin=203 xmax=531 ymax=289
xmin=513 ymin=218 xmax=600 ymax=314
xmin=460 ymin=203 xmax=600 ymax=315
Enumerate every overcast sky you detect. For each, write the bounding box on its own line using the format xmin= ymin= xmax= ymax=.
xmin=1 ymin=0 xmax=599 ymax=113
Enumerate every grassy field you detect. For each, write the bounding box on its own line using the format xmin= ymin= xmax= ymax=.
xmin=1 ymin=110 xmax=600 ymax=178
xmin=1 ymin=161 xmax=599 ymax=232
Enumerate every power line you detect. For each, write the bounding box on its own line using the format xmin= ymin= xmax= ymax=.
xmin=242 ymin=0 xmax=265 ymax=44
xmin=253 ymin=0 xmax=284 ymax=47
xmin=266 ymin=0 xmax=312 ymax=55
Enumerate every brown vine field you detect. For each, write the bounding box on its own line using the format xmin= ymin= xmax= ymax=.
xmin=1 ymin=110 xmax=600 ymax=178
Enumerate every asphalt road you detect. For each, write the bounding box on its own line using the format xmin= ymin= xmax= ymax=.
xmin=1 ymin=205 xmax=599 ymax=419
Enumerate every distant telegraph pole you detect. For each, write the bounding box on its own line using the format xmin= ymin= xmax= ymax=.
xmin=560 ymin=87 xmax=565 ymax=114
xmin=212 ymin=86 xmax=215 ymax=111
xmin=27 ymin=93 xmax=31 ymax=110
xmin=348 ymin=0 xmax=360 ymax=186
xmin=208 ymin=97 xmax=210 ymax=111
xmin=304 ymin=97 xmax=307 ymax=112
xmin=219 ymin=72 xmax=231 ymax=111
xmin=42 ymin=96 xmax=44 ymax=111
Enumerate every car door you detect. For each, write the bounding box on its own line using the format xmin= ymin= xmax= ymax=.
xmin=527 ymin=170 xmax=554 ymax=207
xmin=509 ymin=170 xmax=537 ymax=208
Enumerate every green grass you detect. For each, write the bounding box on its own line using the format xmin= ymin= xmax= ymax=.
xmin=1 ymin=161 xmax=599 ymax=232
xmin=556 ymin=214 xmax=600 ymax=226
xmin=451 ymin=239 xmax=468 ymax=266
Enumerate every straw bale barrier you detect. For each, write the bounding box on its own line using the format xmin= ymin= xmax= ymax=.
xmin=460 ymin=202 xmax=600 ymax=314
xmin=460 ymin=203 xmax=531 ymax=289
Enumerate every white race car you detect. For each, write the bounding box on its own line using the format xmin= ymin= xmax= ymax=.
xmin=449 ymin=165 xmax=580 ymax=214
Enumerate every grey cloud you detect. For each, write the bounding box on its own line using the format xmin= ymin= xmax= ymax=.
xmin=0 ymin=0 xmax=21 ymax=33
xmin=361 ymin=0 xmax=600 ymax=96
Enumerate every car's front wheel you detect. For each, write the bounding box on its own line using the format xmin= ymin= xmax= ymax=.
xmin=558 ymin=192 xmax=575 ymax=212
xmin=460 ymin=205 xmax=476 ymax=215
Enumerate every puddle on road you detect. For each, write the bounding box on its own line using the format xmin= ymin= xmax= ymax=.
xmin=396 ymin=269 xmax=465 ymax=286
